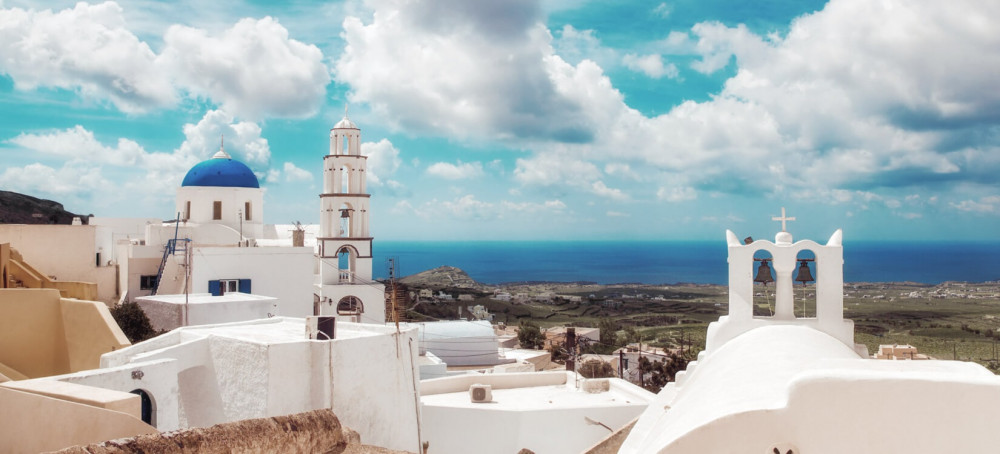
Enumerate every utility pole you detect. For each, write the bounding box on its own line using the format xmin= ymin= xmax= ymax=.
xmin=388 ymin=258 xmax=400 ymax=333
xmin=566 ymin=327 xmax=576 ymax=372
xmin=619 ymin=349 xmax=625 ymax=379
xmin=639 ymin=335 xmax=644 ymax=388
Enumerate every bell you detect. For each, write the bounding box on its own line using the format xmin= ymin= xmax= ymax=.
xmin=753 ymin=260 xmax=774 ymax=284
xmin=795 ymin=260 xmax=815 ymax=283
xmin=340 ymin=209 xmax=351 ymax=218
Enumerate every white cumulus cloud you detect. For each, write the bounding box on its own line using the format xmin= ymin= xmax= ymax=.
xmin=0 ymin=2 xmax=175 ymax=112
xmin=159 ymin=16 xmax=330 ymax=119
xmin=363 ymin=139 xmax=402 ymax=185
xmin=426 ymin=161 xmax=484 ymax=180
xmin=622 ymin=53 xmax=678 ymax=79
xmin=0 ymin=3 xmax=330 ymax=119
xmin=282 ymin=162 xmax=313 ymax=182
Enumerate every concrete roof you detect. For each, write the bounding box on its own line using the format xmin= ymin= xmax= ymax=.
xmin=421 ymin=371 xmax=652 ymax=412
xmin=136 ymin=292 xmax=276 ymax=305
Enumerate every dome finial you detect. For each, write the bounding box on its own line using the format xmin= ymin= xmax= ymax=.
xmin=334 ymin=105 xmax=358 ymax=129
xmin=212 ymin=134 xmax=231 ymax=159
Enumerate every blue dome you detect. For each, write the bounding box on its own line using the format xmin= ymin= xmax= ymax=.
xmin=182 ymin=156 xmax=259 ymax=188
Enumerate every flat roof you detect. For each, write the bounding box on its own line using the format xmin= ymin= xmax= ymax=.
xmin=422 ymin=379 xmax=650 ymax=411
xmin=136 ymin=292 xmax=276 ymax=305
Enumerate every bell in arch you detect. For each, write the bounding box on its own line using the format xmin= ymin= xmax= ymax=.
xmin=340 ymin=208 xmax=351 ymax=218
xmin=754 ymin=259 xmax=774 ymax=284
xmin=795 ymin=260 xmax=815 ymax=283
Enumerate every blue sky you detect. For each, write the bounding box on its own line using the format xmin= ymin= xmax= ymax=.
xmin=1 ymin=0 xmax=998 ymax=242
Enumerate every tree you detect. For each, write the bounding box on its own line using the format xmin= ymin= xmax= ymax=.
xmin=595 ymin=317 xmax=619 ymax=354
xmin=636 ymin=351 xmax=690 ymax=393
xmin=109 ymin=301 xmax=159 ymax=344
xmin=517 ymin=320 xmax=545 ymax=350
xmin=579 ymin=358 xmax=616 ymax=378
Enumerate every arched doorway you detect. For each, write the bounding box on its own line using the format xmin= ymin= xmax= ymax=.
xmin=130 ymin=389 xmax=155 ymax=426
xmin=337 ymin=246 xmax=357 ymax=282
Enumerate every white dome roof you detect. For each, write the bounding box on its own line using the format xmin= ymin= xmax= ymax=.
xmin=334 ymin=116 xmax=357 ymax=129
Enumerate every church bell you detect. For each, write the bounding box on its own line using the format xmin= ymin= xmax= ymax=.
xmin=340 ymin=208 xmax=351 ymax=218
xmin=753 ymin=260 xmax=774 ymax=284
xmin=795 ymin=260 xmax=815 ymax=283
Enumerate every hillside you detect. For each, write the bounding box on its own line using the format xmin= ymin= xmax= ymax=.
xmin=0 ymin=191 xmax=86 ymax=224
xmin=399 ymin=265 xmax=484 ymax=289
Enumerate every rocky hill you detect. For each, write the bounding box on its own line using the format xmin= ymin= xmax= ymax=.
xmin=0 ymin=190 xmax=86 ymax=224
xmin=399 ymin=266 xmax=484 ymax=290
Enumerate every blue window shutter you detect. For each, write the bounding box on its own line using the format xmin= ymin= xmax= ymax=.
xmin=239 ymin=279 xmax=251 ymax=294
xmin=209 ymin=280 xmax=221 ymax=296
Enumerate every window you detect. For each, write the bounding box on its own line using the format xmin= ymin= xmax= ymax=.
xmin=244 ymin=201 xmax=252 ymax=221
xmin=213 ymin=201 xmax=222 ymax=220
xmin=140 ymin=275 xmax=158 ymax=290
xmin=209 ymin=279 xmax=251 ymax=296
xmin=184 ymin=201 xmax=191 ymax=221
xmin=337 ymin=296 xmax=364 ymax=315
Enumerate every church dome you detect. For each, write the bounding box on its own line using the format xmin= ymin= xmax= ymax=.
xmin=334 ymin=116 xmax=357 ymax=129
xmin=181 ymin=151 xmax=260 ymax=188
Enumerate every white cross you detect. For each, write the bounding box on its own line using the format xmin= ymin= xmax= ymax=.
xmin=772 ymin=207 xmax=795 ymax=232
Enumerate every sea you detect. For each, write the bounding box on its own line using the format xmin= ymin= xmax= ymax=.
xmin=372 ymin=241 xmax=1000 ymax=285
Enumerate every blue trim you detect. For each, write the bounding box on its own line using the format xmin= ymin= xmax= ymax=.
xmin=208 ymin=280 xmax=221 ymax=296
xmin=238 ymin=279 xmax=251 ymax=294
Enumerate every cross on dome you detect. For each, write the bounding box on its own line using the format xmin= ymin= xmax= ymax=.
xmin=212 ymin=134 xmax=231 ymax=159
xmin=772 ymin=207 xmax=795 ymax=232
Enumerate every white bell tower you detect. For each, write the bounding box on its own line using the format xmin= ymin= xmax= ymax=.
xmin=315 ymin=110 xmax=384 ymax=323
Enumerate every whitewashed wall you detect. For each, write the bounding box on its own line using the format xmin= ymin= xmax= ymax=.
xmin=191 ymin=247 xmax=314 ymax=318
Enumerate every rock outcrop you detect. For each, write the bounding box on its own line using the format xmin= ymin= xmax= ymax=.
xmin=0 ymin=190 xmax=85 ymax=224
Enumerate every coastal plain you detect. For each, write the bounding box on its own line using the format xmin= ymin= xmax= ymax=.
xmin=401 ymin=267 xmax=1000 ymax=370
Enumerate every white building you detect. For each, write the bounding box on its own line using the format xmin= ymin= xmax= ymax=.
xmin=116 ymin=146 xmax=315 ymax=318
xmin=620 ymin=225 xmax=1000 ymax=453
xmin=18 ymin=317 xmax=422 ymax=452
xmin=135 ymin=292 xmax=278 ymax=332
xmin=315 ymin=114 xmax=386 ymax=324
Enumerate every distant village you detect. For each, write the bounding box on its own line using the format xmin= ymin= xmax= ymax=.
xmin=2 ymin=116 xmax=1000 ymax=453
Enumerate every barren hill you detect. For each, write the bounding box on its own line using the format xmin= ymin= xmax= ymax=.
xmin=399 ymin=266 xmax=483 ymax=289
xmin=0 ymin=190 xmax=86 ymax=224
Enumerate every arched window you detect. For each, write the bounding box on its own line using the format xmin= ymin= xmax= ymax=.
xmin=337 ymin=296 xmax=364 ymax=318
xmin=340 ymin=166 xmax=351 ymax=193
xmin=794 ymin=250 xmax=817 ymax=318
xmin=752 ymin=249 xmax=775 ymax=317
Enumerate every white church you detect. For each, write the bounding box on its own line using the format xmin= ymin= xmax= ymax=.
xmin=618 ymin=219 xmax=1000 ymax=454
xmin=114 ymin=113 xmax=385 ymax=326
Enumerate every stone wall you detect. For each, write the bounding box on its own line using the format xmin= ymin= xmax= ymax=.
xmin=51 ymin=409 xmax=414 ymax=454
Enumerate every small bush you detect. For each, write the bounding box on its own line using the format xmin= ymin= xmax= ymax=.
xmin=110 ymin=302 xmax=159 ymax=344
